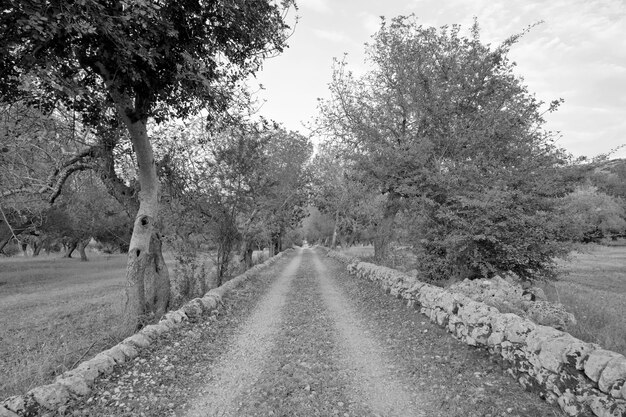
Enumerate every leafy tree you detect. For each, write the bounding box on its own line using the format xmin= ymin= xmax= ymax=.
xmin=319 ymin=16 xmax=572 ymax=280
xmin=589 ymin=159 xmax=626 ymax=200
xmin=47 ymin=174 xmax=132 ymax=260
xmin=255 ymin=126 xmax=312 ymax=256
xmin=310 ymin=143 xmax=382 ymax=248
xmin=301 ymin=206 xmax=335 ymax=245
xmin=1 ymin=0 xmax=295 ymax=331
xmin=559 ymin=185 xmax=626 ymax=242
xmin=157 ymin=116 xmax=310 ymax=305
xmin=0 ymin=101 xmax=90 ymax=253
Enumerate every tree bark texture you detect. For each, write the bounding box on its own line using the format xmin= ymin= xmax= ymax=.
xmin=117 ymin=103 xmax=170 ymax=334
xmin=142 ymin=233 xmax=170 ymax=317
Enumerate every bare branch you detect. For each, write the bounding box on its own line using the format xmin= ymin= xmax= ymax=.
xmin=47 ymin=162 xmax=98 ymax=204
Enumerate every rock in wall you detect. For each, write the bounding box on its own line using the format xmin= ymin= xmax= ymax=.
xmin=449 ymin=276 xmax=577 ymax=331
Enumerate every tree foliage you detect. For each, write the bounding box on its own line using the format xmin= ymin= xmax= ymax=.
xmin=319 ymin=16 xmax=573 ymax=280
xmin=558 ymin=185 xmax=626 ymax=242
xmin=310 ymin=142 xmax=382 ymax=247
xmin=157 ymin=116 xmax=311 ymax=298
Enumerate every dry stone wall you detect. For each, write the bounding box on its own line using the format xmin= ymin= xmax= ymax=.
xmin=0 ymin=249 xmax=293 ymax=417
xmin=326 ymin=249 xmax=626 ymax=417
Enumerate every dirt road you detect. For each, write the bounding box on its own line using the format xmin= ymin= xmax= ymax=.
xmin=76 ymin=248 xmax=563 ymax=417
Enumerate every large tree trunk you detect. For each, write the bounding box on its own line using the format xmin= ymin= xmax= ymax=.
xmin=374 ymin=192 xmax=401 ymax=261
xmin=142 ymin=233 xmax=170 ymax=318
xmin=117 ymin=105 xmax=170 ymax=334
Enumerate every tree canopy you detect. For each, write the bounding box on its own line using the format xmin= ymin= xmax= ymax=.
xmin=317 ymin=16 xmax=574 ymax=280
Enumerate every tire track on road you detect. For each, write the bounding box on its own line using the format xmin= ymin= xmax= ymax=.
xmin=181 ymin=250 xmax=302 ymax=417
xmin=235 ymin=248 xmax=372 ymax=416
xmin=311 ymin=250 xmax=428 ymax=417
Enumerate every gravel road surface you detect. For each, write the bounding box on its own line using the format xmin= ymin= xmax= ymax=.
xmin=70 ymin=248 xmax=563 ymax=417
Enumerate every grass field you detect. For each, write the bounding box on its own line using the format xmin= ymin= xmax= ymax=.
xmin=337 ymin=244 xmax=626 ymax=356
xmin=0 ymin=253 xmax=129 ymax=399
xmin=543 ymin=245 xmax=626 ymax=356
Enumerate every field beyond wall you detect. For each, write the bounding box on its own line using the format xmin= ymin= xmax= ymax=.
xmin=544 ymin=245 xmax=626 ymax=356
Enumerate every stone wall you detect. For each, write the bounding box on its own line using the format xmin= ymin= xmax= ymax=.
xmin=326 ymin=249 xmax=626 ymax=417
xmin=0 ymin=249 xmax=293 ymax=417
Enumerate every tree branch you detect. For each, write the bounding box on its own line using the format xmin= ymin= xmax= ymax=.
xmin=47 ymin=162 xmax=98 ymax=204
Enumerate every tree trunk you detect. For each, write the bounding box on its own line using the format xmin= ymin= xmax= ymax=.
xmin=0 ymin=218 xmax=31 ymax=254
xmin=374 ymin=192 xmax=401 ymax=261
xmin=330 ymin=211 xmax=339 ymax=249
xmin=77 ymin=238 xmax=90 ymax=261
xmin=31 ymin=235 xmax=46 ymax=257
xmin=242 ymin=239 xmax=254 ymax=269
xmin=270 ymin=231 xmax=282 ymax=256
xmin=20 ymin=242 xmax=28 ymax=257
xmin=63 ymin=240 xmax=78 ymax=258
xmin=116 ymin=104 xmax=169 ymax=334
xmin=0 ymin=235 xmax=10 ymax=254
xmin=32 ymin=241 xmax=42 ymax=256
xmin=142 ymin=233 xmax=170 ymax=318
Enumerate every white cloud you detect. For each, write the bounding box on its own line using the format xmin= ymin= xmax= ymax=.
xmin=312 ymin=28 xmax=350 ymax=43
xmin=257 ymin=0 xmax=626 ymax=158
xmin=359 ymin=12 xmax=383 ymax=35
xmin=298 ymin=0 xmax=331 ymax=14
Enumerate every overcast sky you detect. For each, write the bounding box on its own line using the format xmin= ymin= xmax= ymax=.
xmin=253 ymin=0 xmax=626 ymax=159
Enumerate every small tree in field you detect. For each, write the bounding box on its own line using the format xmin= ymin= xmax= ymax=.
xmin=1 ymin=0 xmax=295 ymax=332
xmin=319 ymin=16 xmax=573 ymax=280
